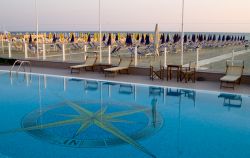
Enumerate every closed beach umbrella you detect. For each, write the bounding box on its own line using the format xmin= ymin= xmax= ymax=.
xmin=70 ymin=33 xmax=75 ymax=43
xmin=136 ymin=34 xmax=140 ymax=41
xmin=199 ymin=34 xmax=203 ymax=42
xmin=53 ymin=34 xmax=57 ymax=43
xmin=87 ymin=34 xmax=91 ymax=43
xmin=166 ymin=34 xmax=170 ymax=43
xmin=184 ymin=34 xmax=187 ymax=43
xmin=243 ymin=36 xmax=245 ymax=41
xmin=145 ymin=34 xmax=150 ymax=45
xmin=161 ymin=34 xmax=165 ymax=44
xmin=115 ymin=34 xmax=119 ymax=41
xmin=129 ymin=34 xmax=133 ymax=45
xmin=203 ymin=34 xmax=207 ymax=41
xmin=173 ymin=34 xmax=177 ymax=43
xmin=29 ymin=34 xmax=32 ymax=44
xmin=212 ymin=35 xmax=216 ymax=41
xmin=192 ymin=34 xmax=196 ymax=43
xmin=107 ymin=33 xmax=112 ymax=46
xmin=231 ymin=35 xmax=234 ymax=41
xmin=141 ymin=34 xmax=145 ymax=44
xmin=125 ymin=34 xmax=129 ymax=45
xmin=154 ymin=24 xmax=160 ymax=55
xmin=154 ymin=24 xmax=159 ymax=55
xmin=218 ymin=35 xmax=221 ymax=41
xmin=102 ymin=34 xmax=106 ymax=42
xmin=222 ymin=35 xmax=225 ymax=42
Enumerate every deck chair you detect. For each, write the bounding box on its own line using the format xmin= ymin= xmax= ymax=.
xmin=149 ymin=59 xmax=164 ymax=80
xmin=104 ymin=57 xmax=132 ymax=77
xmin=70 ymin=56 xmax=97 ymax=73
xmin=220 ymin=60 xmax=244 ymax=89
xmin=150 ymin=65 xmax=164 ymax=80
xmin=180 ymin=61 xmax=196 ymax=83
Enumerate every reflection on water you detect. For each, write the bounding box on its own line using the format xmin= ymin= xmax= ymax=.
xmin=218 ymin=93 xmax=242 ymax=110
xmin=1 ymin=72 xmax=250 ymax=158
xmin=119 ymin=84 xmax=134 ymax=95
xmin=84 ymin=80 xmax=99 ymax=92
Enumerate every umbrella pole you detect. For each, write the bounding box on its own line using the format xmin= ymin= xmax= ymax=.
xmin=1 ymin=35 xmax=4 ymax=54
xmin=134 ymin=46 xmax=138 ymax=67
xmin=196 ymin=48 xmax=199 ymax=70
xmin=108 ymin=45 xmax=111 ymax=64
xmin=232 ymin=49 xmax=235 ymax=66
xmin=164 ymin=47 xmax=167 ymax=68
xmin=180 ymin=0 xmax=185 ymax=65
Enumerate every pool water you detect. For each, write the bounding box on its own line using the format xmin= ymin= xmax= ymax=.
xmin=0 ymin=71 xmax=250 ymax=158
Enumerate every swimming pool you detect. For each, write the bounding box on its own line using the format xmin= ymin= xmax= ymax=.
xmin=0 ymin=71 xmax=250 ymax=158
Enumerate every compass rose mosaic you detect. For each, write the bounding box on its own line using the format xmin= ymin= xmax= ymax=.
xmin=0 ymin=100 xmax=164 ymax=158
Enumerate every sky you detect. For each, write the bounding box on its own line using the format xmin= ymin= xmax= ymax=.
xmin=0 ymin=0 xmax=250 ymax=33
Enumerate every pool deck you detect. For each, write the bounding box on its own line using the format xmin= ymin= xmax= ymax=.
xmin=1 ymin=65 xmax=250 ymax=95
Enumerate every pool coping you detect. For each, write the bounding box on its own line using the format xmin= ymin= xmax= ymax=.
xmin=1 ymin=69 xmax=250 ymax=97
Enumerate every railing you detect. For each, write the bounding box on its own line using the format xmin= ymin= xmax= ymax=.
xmin=10 ymin=60 xmax=31 ymax=74
xmin=1 ymin=40 xmax=250 ymax=74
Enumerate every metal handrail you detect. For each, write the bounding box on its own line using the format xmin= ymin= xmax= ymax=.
xmin=10 ymin=60 xmax=31 ymax=73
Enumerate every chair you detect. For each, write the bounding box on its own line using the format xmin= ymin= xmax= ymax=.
xmin=220 ymin=60 xmax=244 ymax=89
xmin=104 ymin=57 xmax=132 ymax=77
xmin=150 ymin=65 xmax=164 ymax=80
xmin=180 ymin=61 xmax=196 ymax=83
xmin=70 ymin=56 xmax=97 ymax=73
xmin=149 ymin=59 xmax=164 ymax=80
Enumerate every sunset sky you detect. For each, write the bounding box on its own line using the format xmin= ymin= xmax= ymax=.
xmin=1 ymin=0 xmax=250 ymax=32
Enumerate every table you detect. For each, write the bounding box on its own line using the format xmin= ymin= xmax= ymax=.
xmin=166 ymin=65 xmax=182 ymax=82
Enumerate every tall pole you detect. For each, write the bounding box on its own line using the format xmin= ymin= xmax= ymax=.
xmin=180 ymin=0 xmax=185 ymax=66
xmin=99 ymin=0 xmax=102 ymax=63
xmin=35 ymin=0 xmax=39 ymax=59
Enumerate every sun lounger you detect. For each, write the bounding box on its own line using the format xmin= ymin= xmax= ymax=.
xmin=220 ymin=60 xmax=244 ymax=89
xmin=70 ymin=56 xmax=97 ymax=74
xmin=104 ymin=58 xmax=132 ymax=77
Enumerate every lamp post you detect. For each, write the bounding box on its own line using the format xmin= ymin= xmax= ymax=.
xmin=35 ymin=0 xmax=39 ymax=59
xmin=99 ymin=0 xmax=102 ymax=63
xmin=181 ymin=0 xmax=185 ymax=65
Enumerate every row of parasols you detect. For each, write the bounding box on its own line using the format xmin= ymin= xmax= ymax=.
xmin=25 ymin=32 xmax=247 ymax=46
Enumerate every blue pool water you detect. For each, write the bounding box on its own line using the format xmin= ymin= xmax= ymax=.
xmin=0 ymin=71 xmax=250 ymax=158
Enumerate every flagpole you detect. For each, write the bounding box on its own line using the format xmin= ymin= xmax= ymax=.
xmin=181 ymin=0 xmax=185 ymax=65
xmin=99 ymin=0 xmax=102 ymax=63
xmin=35 ymin=0 xmax=39 ymax=59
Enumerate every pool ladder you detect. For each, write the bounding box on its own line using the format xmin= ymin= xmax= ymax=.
xmin=10 ymin=60 xmax=31 ymax=74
